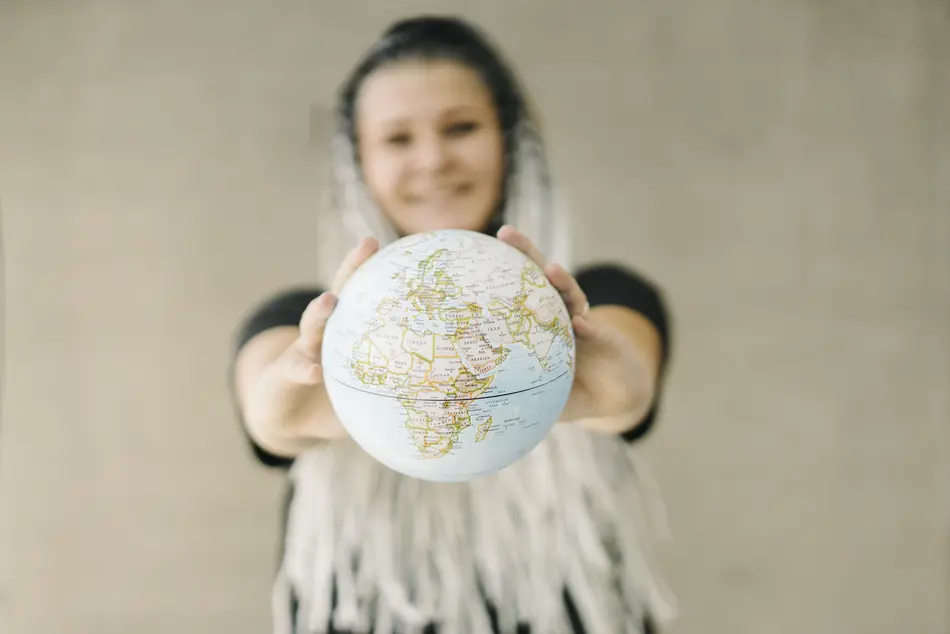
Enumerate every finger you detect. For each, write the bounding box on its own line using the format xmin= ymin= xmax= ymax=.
xmin=545 ymin=263 xmax=589 ymax=318
xmin=571 ymin=313 xmax=619 ymax=358
xmin=330 ymin=237 xmax=378 ymax=296
xmin=331 ymin=237 xmax=380 ymax=296
xmin=283 ymin=350 xmax=324 ymax=385
xmin=572 ymin=313 xmax=627 ymax=366
xmin=572 ymin=313 xmax=597 ymax=340
xmin=497 ymin=225 xmax=546 ymax=269
xmin=297 ymin=292 xmax=337 ymax=355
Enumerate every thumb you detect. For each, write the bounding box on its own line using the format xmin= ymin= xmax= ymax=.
xmin=298 ymin=292 xmax=337 ymax=353
xmin=572 ymin=313 xmax=624 ymax=361
xmin=282 ymin=292 xmax=337 ymax=385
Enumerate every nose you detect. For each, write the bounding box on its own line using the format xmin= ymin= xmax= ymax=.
xmin=413 ymin=134 xmax=450 ymax=173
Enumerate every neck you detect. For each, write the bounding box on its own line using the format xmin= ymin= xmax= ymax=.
xmin=394 ymin=217 xmax=506 ymax=241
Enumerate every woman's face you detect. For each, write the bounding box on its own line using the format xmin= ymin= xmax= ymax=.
xmin=355 ymin=59 xmax=506 ymax=236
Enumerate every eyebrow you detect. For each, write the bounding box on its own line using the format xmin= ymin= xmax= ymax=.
xmin=374 ymin=106 xmax=484 ymax=128
xmin=441 ymin=105 xmax=481 ymax=117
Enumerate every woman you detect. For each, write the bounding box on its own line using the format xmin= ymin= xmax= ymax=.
xmin=231 ymin=15 xmax=675 ymax=634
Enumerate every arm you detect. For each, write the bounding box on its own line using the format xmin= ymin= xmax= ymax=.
xmin=234 ymin=324 xmax=347 ymax=458
xmin=229 ymin=289 xmax=347 ymax=467
xmin=569 ymin=264 xmax=672 ymax=440
xmin=493 ymin=226 xmax=673 ymax=442
xmin=229 ymin=238 xmax=380 ymax=466
xmin=563 ymin=306 xmax=663 ymax=436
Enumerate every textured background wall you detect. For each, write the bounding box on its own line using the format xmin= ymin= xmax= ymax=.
xmin=0 ymin=1 xmax=947 ymax=633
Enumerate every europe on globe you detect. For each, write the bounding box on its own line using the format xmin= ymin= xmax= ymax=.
xmin=322 ymin=230 xmax=576 ymax=482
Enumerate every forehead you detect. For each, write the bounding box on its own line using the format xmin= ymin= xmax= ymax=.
xmin=356 ymin=59 xmax=495 ymax=127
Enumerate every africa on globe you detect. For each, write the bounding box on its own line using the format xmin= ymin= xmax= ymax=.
xmin=322 ymin=230 xmax=576 ymax=482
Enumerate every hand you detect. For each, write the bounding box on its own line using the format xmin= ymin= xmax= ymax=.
xmin=239 ymin=237 xmax=380 ymax=450
xmin=496 ymin=226 xmax=656 ymax=428
xmin=281 ymin=237 xmax=380 ymax=385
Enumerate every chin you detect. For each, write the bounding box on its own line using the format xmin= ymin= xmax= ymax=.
xmin=410 ymin=212 xmax=490 ymax=234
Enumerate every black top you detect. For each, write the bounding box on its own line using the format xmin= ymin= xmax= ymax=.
xmin=230 ymin=262 xmax=672 ymax=633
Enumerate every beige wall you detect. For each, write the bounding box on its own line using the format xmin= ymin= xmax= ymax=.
xmin=0 ymin=1 xmax=947 ymax=633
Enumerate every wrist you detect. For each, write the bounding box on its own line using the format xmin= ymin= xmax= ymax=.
xmin=246 ymin=360 xmax=346 ymax=449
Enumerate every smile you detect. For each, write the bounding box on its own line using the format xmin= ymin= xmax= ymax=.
xmin=408 ymin=184 xmax=471 ymax=203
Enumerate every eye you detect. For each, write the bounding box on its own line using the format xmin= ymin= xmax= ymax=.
xmin=445 ymin=121 xmax=480 ymax=137
xmin=386 ymin=132 xmax=412 ymax=147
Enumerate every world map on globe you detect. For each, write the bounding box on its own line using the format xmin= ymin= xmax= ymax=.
xmin=322 ymin=230 xmax=576 ymax=482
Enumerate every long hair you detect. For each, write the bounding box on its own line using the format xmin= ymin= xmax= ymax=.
xmin=317 ymin=15 xmax=572 ymax=282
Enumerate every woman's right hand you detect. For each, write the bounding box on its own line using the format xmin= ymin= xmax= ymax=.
xmin=280 ymin=237 xmax=380 ymax=386
xmin=238 ymin=238 xmax=379 ymax=453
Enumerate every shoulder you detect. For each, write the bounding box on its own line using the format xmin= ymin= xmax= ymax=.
xmin=233 ymin=286 xmax=325 ymax=353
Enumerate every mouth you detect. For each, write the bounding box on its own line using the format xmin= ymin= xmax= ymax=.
xmin=407 ymin=183 xmax=472 ymax=204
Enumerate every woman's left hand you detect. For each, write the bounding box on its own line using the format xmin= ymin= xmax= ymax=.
xmin=496 ymin=225 xmax=658 ymax=432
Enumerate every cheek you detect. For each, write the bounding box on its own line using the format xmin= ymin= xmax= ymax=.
xmin=362 ymin=154 xmax=403 ymax=204
xmin=468 ymin=136 xmax=506 ymax=194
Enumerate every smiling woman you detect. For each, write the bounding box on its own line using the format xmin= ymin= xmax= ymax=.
xmin=230 ymin=15 xmax=675 ymax=634
xmin=355 ymin=60 xmax=505 ymax=235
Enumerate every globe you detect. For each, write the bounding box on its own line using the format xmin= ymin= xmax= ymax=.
xmin=322 ymin=229 xmax=576 ymax=482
